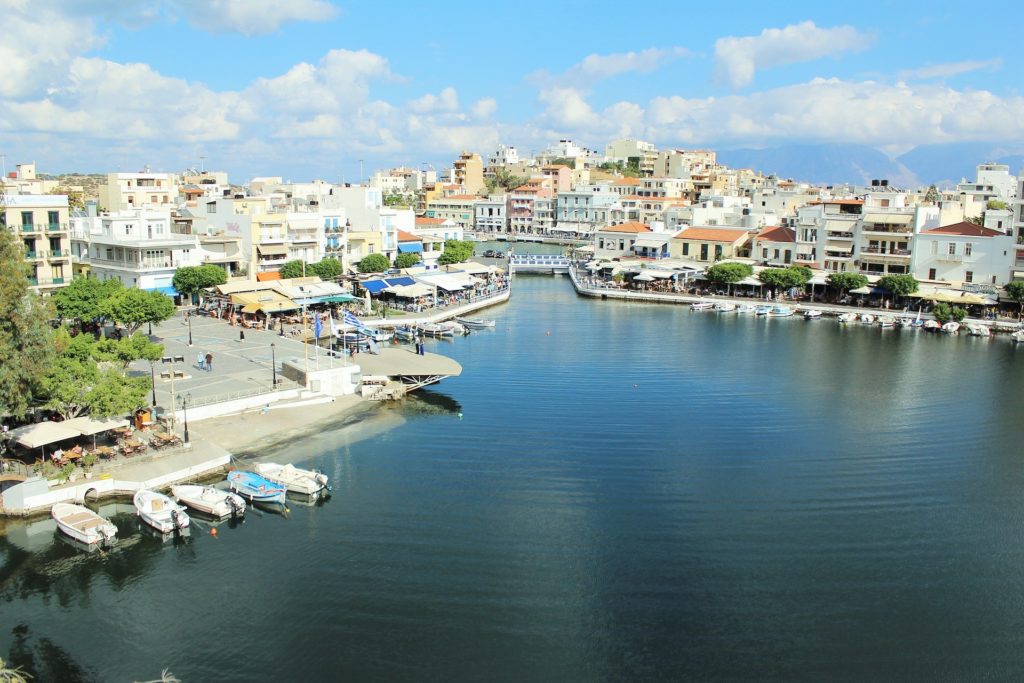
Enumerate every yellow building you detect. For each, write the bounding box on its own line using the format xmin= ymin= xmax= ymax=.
xmin=670 ymin=227 xmax=750 ymax=262
xmin=1 ymin=194 xmax=72 ymax=294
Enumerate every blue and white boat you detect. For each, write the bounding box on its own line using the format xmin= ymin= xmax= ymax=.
xmin=227 ymin=471 xmax=287 ymax=504
xmin=768 ymin=305 xmax=794 ymax=317
xmin=755 ymin=304 xmax=772 ymax=316
xmin=393 ymin=325 xmax=417 ymax=341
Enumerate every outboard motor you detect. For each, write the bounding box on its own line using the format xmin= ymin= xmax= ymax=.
xmin=171 ymin=508 xmax=182 ymax=532
xmin=228 ymin=494 xmax=245 ymax=518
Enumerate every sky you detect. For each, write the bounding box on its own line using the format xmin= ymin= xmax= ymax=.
xmin=2 ymin=0 xmax=1023 ymax=183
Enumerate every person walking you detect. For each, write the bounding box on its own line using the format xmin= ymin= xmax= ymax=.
xmin=197 ymin=351 xmax=205 ymax=371
xmin=239 ymin=329 xmax=245 ymax=342
xmin=205 ymin=352 xmax=213 ymax=372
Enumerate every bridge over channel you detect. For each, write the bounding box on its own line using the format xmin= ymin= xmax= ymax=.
xmin=509 ymin=254 xmax=571 ymax=274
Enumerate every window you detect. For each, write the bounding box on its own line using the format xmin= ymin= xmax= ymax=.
xmin=928 ymin=268 xmax=936 ymax=279
xmin=21 ymin=211 xmax=33 ymax=227
xmin=48 ymin=211 xmax=59 ymax=226
xmin=948 ymin=243 xmax=956 ymax=255
xmin=965 ymin=271 xmax=973 ymax=283
xmin=930 ymin=242 xmax=937 ymax=255
xmin=964 ymin=243 xmax=972 ymax=256
xmin=682 ymin=243 xmax=689 ymax=256
xmin=762 ymin=248 xmax=768 ymax=258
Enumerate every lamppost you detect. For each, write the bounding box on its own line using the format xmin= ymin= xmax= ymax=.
xmin=187 ymin=314 xmax=193 ymax=347
xmin=180 ymin=393 xmax=190 ymax=444
xmin=271 ymin=343 xmax=277 ymax=388
xmin=149 ymin=362 xmax=157 ymax=407
xmin=278 ymin=302 xmax=284 ymax=336
xmin=161 ymin=355 xmax=185 ymax=430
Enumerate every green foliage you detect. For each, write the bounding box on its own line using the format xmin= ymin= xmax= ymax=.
xmin=50 ymin=186 xmax=86 ymax=211
xmin=987 ymin=199 xmax=1008 ymax=210
xmin=757 ymin=266 xmax=810 ymax=293
xmin=923 ymin=184 xmax=940 ymax=204
xmin=826 ymin=272 xmax=869 ymax=293
xmin=438 ymin=240 xmax=474 ymax=265
xmin=878 ymin=274 xmax=919 ymax=298
xmin=97 ymin=333 xmax=164 ymax=369
xmin=383 ymin=193 xmax=412 ymax=207
xmin=82 ymin=451 xmax=97 ymax=470
xmin=0 ymin=226 xmax=55 ymax=417
xmin=278 ymin=260 xmax=306 ymax=279
xmin=172 ymin=265 xmax=226 ymax=299
xmin=394 ymin=252 xmax=421 ymax=269
xmin=100 ymin=288 xmax=175 ymax=336
xmin=548 ymin=157 xmax=576 ymax=169
xmin=951 ymin=306 xmax=967 ymax=322
xmin=1004 ymin=281 xmax=1024 ymax=313
xmin=485 ymin=169 xmax=529 ymax=194
xmin=51 ymin=277 xmax=123 ymax=323
xmin=967 ymin=215 xmax=984 ymax=226
xmin=705 ymin=262 xmax=753 ymax=294
xmin=309 ymin=258 xmax=343 ymax=280
xmin=358 ymin=253 xmax=389 ymax=273
xmin=931 ymin=303 xmax=968 ymax=324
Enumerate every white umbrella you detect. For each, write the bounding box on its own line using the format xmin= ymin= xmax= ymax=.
xmin=633 ymin=274 xmax=655 ymax=282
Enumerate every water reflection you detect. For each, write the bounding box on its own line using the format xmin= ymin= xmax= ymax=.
xmin=7 ymin=624 xmax=97 ymax=683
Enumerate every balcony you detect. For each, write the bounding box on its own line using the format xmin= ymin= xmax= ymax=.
xmin=861 ymin=247 xmax=911 ymax=258
xmin=862 ymin=225 xmax=911 ymax=235
xmin=47 ymin=223 xmax=63 ymax=232
xmin=19 ymin=223 xmax=39 ymax=234
xmin=824 ymin=251 xmax=854 ymax=259
xmin=937 ymin=253 xmax=964 ymax=263
xmin=24 ymin=251 xmax=40 ymax=260
xmin=826 ymin=231 xmax=854 ymax=240
xmin=51 ymin=277 xmax=65 ymax=285
xmin=48 ymin=250 xmax=70 ymax=259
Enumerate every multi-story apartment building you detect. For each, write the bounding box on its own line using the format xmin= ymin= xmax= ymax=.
xmin=485 ymin=145 xmax=520 ymax=177
xmin=425 ymin=194 xmax=479 ymax=230
xmin=507 ymin=183 xmax=549 ymax=235
xmin=555 ymin=189 xmax=618 ymax=238
xmin=653 ymin=149 xmax=717 ymax=179
xmin=911 ymin=222 xmax=1015 ymax=286
xmin=452 ymin=152 xmax=485 ymax=195
xmin=1 ymin=194 xmax=72 ymax=295
xmin=533 ymin=197 xmax=556 ymax=235
xmin=605 ymin=139 xmax=658 ymax=175
xmin=670 ymin=227 xmax=750 ymax=263
xmin=474 ymin=197 xmax=507 ymax=234
xmin=99 ymin=171 xmax=179 ymax=211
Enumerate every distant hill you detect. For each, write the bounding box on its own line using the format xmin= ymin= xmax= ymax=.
xmin=895 ymin=142 xmax=1024 ymax=188
xmin=717 ymin=143 xmax=918 ymax=188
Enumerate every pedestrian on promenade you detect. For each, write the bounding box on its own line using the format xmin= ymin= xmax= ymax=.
xmin=197 ymin=351 xmax=205 ymax=370
xmin=239 ymin=329 xmax=245 ymax=342
xmin=205 ymin=352 xmax=213 ymax=372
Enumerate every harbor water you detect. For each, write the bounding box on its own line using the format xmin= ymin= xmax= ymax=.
xmin=4 ymin=273 xmax=1024 ymax=681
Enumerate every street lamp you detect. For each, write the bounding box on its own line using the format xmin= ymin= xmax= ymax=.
xmin=180 ymin=393 xmax=190 ymax=444
xmin=278 ymin=302 xmax=284 ymax=336
xmin=271 ymin=343 xmax=277 ymax=388
xmin=149 ymin=362 xmax=157 ymax=407
xmin=187 ymin=314 xmax=193 ymax=347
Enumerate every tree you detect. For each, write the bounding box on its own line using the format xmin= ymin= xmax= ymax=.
xmin=394 ymin=252 xmax=421 ymax=269
xmin=51 ymin=277 xmax=123 ymax=325
xmin=548 ymin=157 xmax=576 ymax=169
xmin=987 ymin=199 xmax=1008 ymax=211
xmin=485 ymin=169 xmax=529 ymax=194
xmin=705 ymin=262 xmax=753 ymax=295
xmin=756 ymin=266 xmax=808 ymax=297
xmin=827 ymin=272 xmax=868 ymax=296
xmin=100 ymin=288 xmax=175 ymax=337
xmin=1004 ymin=281 xmax=1024 ymax=318
xmin=931 ymin=303 xmax=966 ymax=325
xmin=878 ymin=274 xmax=919 ymax=301
xmin=278 ymin=260 xmax=307 ymax=279
xmin=358 ymin=253 xmax=389 ymax=273
xmin=309 ymin=258 xmax=343 ymax=280
xmin=967 ymin=215 xmax=984 ymax=226
xmin=172 ymin=265 xmax=227 ymax=302
xmin=438 ymin=239 xmax=474 ymax=265
xmin=923 ymin=184 xmax=940 ymax=204
xmin=97 ymin=333 xmax=164 ymax=369
xmin=49 ymin=186 xmax=85 ymax=211
xmin=0 ymin=226 xmax=55 ymax=417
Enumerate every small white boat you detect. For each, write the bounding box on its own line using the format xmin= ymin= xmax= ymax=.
xmin=837 ymin=312 xmax=858 ymax=324
xmin=52 ymin=502 xmax=117 ymax=546
xmin=803 ymin=309 xmax=822 ymax=320
xmin=417 ymin=322 xmax=455 ymax=338
xmin=134 ymin=489 xmax=190 ymax=534
xmin=754 ymin=305 xmax=772 ymax=316
xmin=715 ymin=302 xmax=736 ymax=313
xmin=877 ymin=315 xmax=896 ymax=328
xmin=859 ymin=313 xmax=875 ymax=324
xmin=768 ymin=305 xmax=794 ymax=317
xmin=254 ymin=462 xmax=329 ymax=496
xmin=736 ymin=304 xmax=756 ymax=314
xmin=454 ymin=316 xmax=495 ymax=329
xmin=923 ymin=320 xmax=941 ymax=332
xmin=1012 ymin=330 xmax=1024 ymax=343
xmin=965 ymin=324 xmax=991 ymax=337
xmin=171 ymin=484 xmax=246 ymax=519
xmin=690 ymin=301 xmax=714 ymax=311
xmin=942 ymin=321 xmax=961 ymax=334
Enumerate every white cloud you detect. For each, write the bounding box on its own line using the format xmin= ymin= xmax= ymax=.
xmin=169 ymin=0 xmax=338 ymax=35
xmin=532 ymin=47 xmax=689 ymax=90
xmin=409 ymin=87 xmax=460 ymax=114
xmin=714 ymin=21 xmax=872 ymax=88
xmin=898 ymin=58 xmax=1002 ymax=81
xmin=470 ymin=98 xmax=497 ymax=120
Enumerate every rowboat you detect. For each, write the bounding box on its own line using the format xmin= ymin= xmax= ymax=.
xmin=715 ymin=302 xmax=736 ymax=312
xmin=965 ymin=324 xmax=992 ymax=337
xmin=941 ymin=321 xmax=961 ymax=334
xmin=254 ymin=462 xmax=329 ymax=496
xmin=171 ymin=484 xmax=246 ymax=519
xmin=803 ymin=309 xmax=822 ymax=319
xmin=134 ymin=489 xmax=190 ymax=534
xmin=52 ymin=502 xmax=117 ymax=546
xmin=837 ymin=312 xmax=858 ymax=323
xmin=877 ymin=315 xmax=896 ymax=328
xmin=736 ymin=304 xmax=756 ymax=314
xmin=454 ymin=316 xmax=496 ymax=329
xmin=768 ymin=305 xmax=794 ymax=317
xmin=859 ymin=314 xmax=875 ymax=324
xmin=690 ymin=301 xmax=714 ymax=311
xmin=754 ymin=305 xmax=772 ymax=316
xmin=393 ymin=325 xmax=417 ymax=341
xmin=227 ymin=471 xmax=287 ymax=504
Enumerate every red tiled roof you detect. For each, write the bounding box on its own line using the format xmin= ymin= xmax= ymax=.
xmin=601 ymin=221 xmax=652 ymax=234
xmin=755 ymin=226 xmax=796 ymax=242
xmin=415 ymin=217 xmax=446 ymax=225
xmin=442 ymin=195 xmax=481 ymax=201
xmin=921 ymin=221 xmax=1005 ymax=237
xmin=256 ymin=271 xmax=281 ymax=282
xmin=673 ymin=227 xmax=749 ymax=242
xmin=397 ymin=230 xmax=420 ymax=242
xmin=612 ymin=177 xmax=641 ymax=185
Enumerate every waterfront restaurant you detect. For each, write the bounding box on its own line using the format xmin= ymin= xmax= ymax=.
xmin=669 ymin=227 xmax=751 ymax=263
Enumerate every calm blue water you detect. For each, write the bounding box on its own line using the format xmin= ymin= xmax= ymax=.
xmin=4 ymin=274 xmax=1024 ymax=681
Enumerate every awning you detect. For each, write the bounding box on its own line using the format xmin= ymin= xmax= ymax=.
xmin=634 ymin=235 xmax=671 ymax=248
xmin=62 ymin=416 xmax=130 ymax=436
xmin=229 ymin=291 xmax=300 ymax=311
xmin=360 ymin=279 xmax=391 ymax=294
xmin=257 ymin=244 xmax=288 ymax=256
xmin=645 ymin=270 xmax=674 ymax=279
xmin=397 ymin=243 xmax=423 ymax=253
xmin=240 ymin=303 xmax=262 ymax=313
xmin=416 ymin=273 xmax=478 ymax=292
xmin=385 ymin=277 xmax=417 ymax=287
xmin=633 ymin=274 xmax=655 ymax=282
xmin=145 ymin=285 xmax=179 ymax=296
xmin=850 ymin=285 xmax=885 ymax=295
xmin=320 ymin=294 xmax=359 ymax=303
xmin=864 ymin=213 xmax=912 ymax=225
xmin=390 ymin=283 xmax=434 ymax=298
xmin=10 ymin=421 xmax=82 ymax=449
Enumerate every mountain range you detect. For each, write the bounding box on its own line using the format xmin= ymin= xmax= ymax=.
xmin=717 ymin=142 xmax=1024 ymax=190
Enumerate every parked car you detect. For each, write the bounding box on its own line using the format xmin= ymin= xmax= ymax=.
xmin=483 ymin=249 xmax=496 ymax=258
xmin=494 ymin=251 xmax=505 ymax=258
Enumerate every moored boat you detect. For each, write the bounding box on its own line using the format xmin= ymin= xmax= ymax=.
xmin=923 ymin=319 xmax=941 ymax=331
xmin=52 ymin=502 xmax=117 ymax=546
xmin=966 ymin=324 xmax=992 ymax=337
xmin=227 ymin=470 xmax=287 ymax=504
xmin=941 ymin=321 xmax=961 ymax=334
xmin=417 ymin=322 xmax=454 ymax=338
xmin=134 ymin=489 xmax=190 ymax=534
xmin=837 ymin=312 xmax=858 ymax=323
xmin=690 ymin=301 xmax=714 ymax=311
xmin=768 ymin=305 xmax=794 ymax=317
xmin=254 ymin=462 xmax=329 ymax=496
xmin=454 ymin=316 xmax=496 ymax=329
xmin=859 ymin=313 xmax=875 ymax=324
xmin=393 ymin=325 xmax=417 ymax=341
xmin=877 ymin=315 xmax=896 ymax=328
xmin=803 ymin=309 xmax=822 ymax=319
xmin=754 ymin=304 xmax=772 ymax=316
xmin=736 ymin=304 xmax=756 ymax=314
xmin=1012 ymin=330 xmax=1024 ymax=343
xmin=715 ymin=302 xmax=736 ymax=312
xmin=171 ymin=484 xmax=246 ymax=519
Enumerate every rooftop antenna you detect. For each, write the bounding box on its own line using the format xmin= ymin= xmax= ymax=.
xmin=199 ymin=156 xmax=206 ymax=173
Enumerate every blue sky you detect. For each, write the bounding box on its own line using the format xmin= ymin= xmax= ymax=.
xmin=2 ymin=0 xmax=1022 ymax=182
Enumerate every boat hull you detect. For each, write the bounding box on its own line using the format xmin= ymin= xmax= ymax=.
xmin=52 ymin=502 xmax=118 ymax=546
xmin=227 ymin=471 xmax=287 ymax=504
xmin=172 ymin=484 xmax=246 ymax=519
xmin=134 ymin=490 xmax=190 ymax=534
xmin=254 ymin=463 xmax=329 ymax=496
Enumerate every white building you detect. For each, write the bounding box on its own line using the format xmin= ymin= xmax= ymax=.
xmin=100 ymin=171 xmax=179 ymax=211
xmin=555 ymin=189 xmax=618 ymax=238
xmin=474 ymin=197 xmax=507 ymax=234
xmin=957 ymin=163 xmax=1017 ymax=203
xmin=911 ymin=221 xmax=1015 ymax=286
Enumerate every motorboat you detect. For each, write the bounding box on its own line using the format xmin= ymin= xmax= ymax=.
xmin=227 ymin=470 xmax=287 ymax=504
xmin=690 ymin=301 xmax=714 ymax=311
xmin=942 ymin=321 xmax=961 ymax=334
xmin=134 ymin=489 xmax=190 ymax=534
xmin=254 ymin=462 xmax=329 ymax=496
xmin=454 ymin=316 xmax=496 ymax=329
xmin=877 ymin=315 xmax=896 ymax=328
xmin=171 ymin=484 xmax=246 ymax=519
xmin=417 ymin=322 xmax=455 ymax=338
xmin=837 ymin=312 xmax=858 ymax=324
xmin=897 ymin=316 xmax=922 ymax=329
xmin=715 ymin=302 xmax=736 ymax=313
xmin=754 ymin=305 xmax=772 ymax=316
xmin=923 ymin=320 xmax=941 ymax=332
xmin=51 ymin=502 xmax=118 ymax=546
xmin=393 ymin=325 xmax=417 ymax=341
xmin=352 ymin=325 xmax=393 ymax=343
xmin=1012 ymin=330 xmax=1024 ymax=343
xmin=965 ymin=324 xmax=992 ymax=337
xmin=859 ymin=314 xmax=875 ymax=324
xmin=736 ymin=304 xmax=756 ymax=314
xmin=768 ymin=305 xmax=794 ymax=317
xmin=802 ymin=309 xmax=822 ymax=320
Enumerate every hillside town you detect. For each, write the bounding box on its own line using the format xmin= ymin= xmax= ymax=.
xmin=2 ymin=139 xmax=1021 ymax=306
